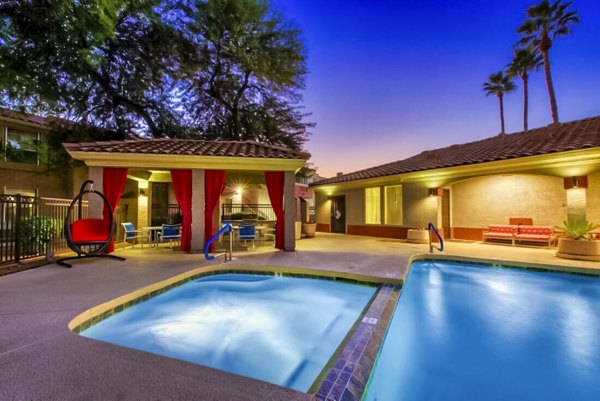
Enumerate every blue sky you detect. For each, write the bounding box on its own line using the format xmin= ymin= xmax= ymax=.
xmin=275 ymin=0 xmax=600 ymax=177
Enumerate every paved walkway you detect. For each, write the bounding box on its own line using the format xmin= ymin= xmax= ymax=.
xmin=1 ymin=234 xmax=598 ymax=401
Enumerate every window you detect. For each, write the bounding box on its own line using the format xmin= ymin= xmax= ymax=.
xmin=384 ymin=185 xmax=402 ymax=225
xmin=4 ymin=129 xmax=40 ymax=164
xmin=365 ymin=187 xmax=381 ymax=224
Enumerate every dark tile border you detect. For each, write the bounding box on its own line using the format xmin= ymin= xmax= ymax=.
xmin=71 ymin=270 xmax=378 ymax=333
xmin=313 ymin=285 xmax=401 ymax=401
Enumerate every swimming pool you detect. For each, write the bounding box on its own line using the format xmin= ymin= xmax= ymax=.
xmin=79 ymin=273 xmax=376 ymax=392
xmin=363 ymin=260 xmax=600 ymax=401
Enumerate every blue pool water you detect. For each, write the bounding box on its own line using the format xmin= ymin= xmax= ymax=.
xmin=363 ymin=260 xmax=600 ymax=401
xmin=81 ymin=274 xmax=375 ymax=391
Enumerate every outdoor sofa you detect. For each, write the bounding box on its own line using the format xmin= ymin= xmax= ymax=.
xmin=483 ymin=224 xmax=557 ymax=247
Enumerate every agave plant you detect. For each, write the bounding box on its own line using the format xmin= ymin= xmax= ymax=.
xmin=556 ymin=217 xmax=599 ymax=240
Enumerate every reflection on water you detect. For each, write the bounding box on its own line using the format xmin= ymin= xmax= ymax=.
xmin=81 ymin=274 xmax=375 ymax=392
xmin=364 ymin=261 xmax=600 ymax=401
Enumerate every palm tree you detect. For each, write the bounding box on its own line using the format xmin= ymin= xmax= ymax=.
xmin=508 ymin=46 xmax=543 ymax=132
xmin=517 ymin=0 xmax=579 ymax=124
xmin=483 ymin=71 xmax=516 ymax=135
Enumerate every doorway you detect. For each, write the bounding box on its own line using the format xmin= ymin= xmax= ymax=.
xmin=151 ymin=182 xmax=170 ymax=226
xmin=330 ymin=196 xmax=346 ymax=233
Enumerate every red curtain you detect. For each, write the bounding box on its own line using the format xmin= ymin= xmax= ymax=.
xmin=171 ymin=170 xmax=193 ymax=252
xmin=265 ymin=171 xmax=285 ymax=250
xmin=204 ymin=170 xmax=226 ymax=251
xmin=103 ymin=167 xmax=128 ymax=253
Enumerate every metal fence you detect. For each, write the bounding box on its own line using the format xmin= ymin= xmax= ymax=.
xmin=0 ymin=195 xmax=88 ymax=265
xmin=149 ymin=203 xmax=182 ymax=226
xmin=221 ymin=203 xmax=276 ymax=221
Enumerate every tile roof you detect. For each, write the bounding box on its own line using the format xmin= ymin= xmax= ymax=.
xmin=313 ymin=115 xmax=600 ymax=186
xmin=64 ymin=139 xmax=310 ymax=160
xmin=0 ymin=107 xmax=50 ymax=127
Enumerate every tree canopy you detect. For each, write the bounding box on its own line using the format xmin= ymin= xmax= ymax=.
xmin=0 ymin=0 xmax=312 ymax=150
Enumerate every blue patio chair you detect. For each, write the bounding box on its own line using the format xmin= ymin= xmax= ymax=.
xmin=238 ymin=223 xmax=256 ymax=248
xmin=121 ymin=222 xmax=146 ymax=248
xmin=157 ymin=224 xmax=181 ymax=248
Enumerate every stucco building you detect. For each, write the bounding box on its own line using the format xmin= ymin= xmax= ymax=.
xmin=311 ymin=115 xmax=600 ymax=240
xmin=0 ymin=108 xmax=83 ymax=198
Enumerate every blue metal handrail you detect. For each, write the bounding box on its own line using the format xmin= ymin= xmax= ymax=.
xmin=428 ymin=222 xmax=444 ymax=253
xmin=204 ymin=224 xmax=233 ymax=261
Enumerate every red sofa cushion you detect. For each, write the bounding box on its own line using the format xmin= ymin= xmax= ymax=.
xmin=488 ymin=225 xmax=514 ymax=234
xmin=518 ymin=226 xmax=554 ymax=236
xmin=71 ymin=219 xmax=110 ymax=243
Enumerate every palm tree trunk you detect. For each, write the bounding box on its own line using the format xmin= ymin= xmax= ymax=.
xmin=523 ymin=74 xmax=529 ymax=132
xmin=542 ymin=50 xmax=559 ymax=124
xmin=499 ymin=94 xmax=505 ymax=134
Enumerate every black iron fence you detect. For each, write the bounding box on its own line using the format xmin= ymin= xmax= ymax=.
xmin=221 ymin=203 xmax=276 ymax=221
xmin=0 ymin=195 xmax=88 ymax=265
xmin=150 ymin=203 xmax=182 ymax=226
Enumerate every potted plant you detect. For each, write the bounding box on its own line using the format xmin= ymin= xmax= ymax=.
xmin=302 ymin=222 xmax=317 ymax=238
xmin=556 ymin=217 xmax=600 ymax=261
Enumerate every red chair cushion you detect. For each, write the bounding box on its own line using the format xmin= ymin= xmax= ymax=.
xmin=71 ymin=219 xmax=110 ymax=243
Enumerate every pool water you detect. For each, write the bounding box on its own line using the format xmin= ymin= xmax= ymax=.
xmin=80 ymin=273 xmax=375 ymax=391
xmin=363 ymin=260 xmax=600 ymax=401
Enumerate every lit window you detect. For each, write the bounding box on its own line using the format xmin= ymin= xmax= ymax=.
xmin=5 ymin=129 xmax=40 ymax=164
xmin=365 ymin=187 xmax=381 ymax=224
xmin=384 ymin=185 xmax=402 ymax=225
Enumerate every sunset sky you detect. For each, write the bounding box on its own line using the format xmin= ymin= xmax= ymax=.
xmin=276 ymin=0 xmax=600 ymax=178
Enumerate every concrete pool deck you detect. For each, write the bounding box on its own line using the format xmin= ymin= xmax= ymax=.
xmin=1 ymin=233 xmax=598 ymax=401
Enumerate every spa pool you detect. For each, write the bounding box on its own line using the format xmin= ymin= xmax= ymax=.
xmin=79 ymin=273 xmax=376 ymax=391
xmin=363 ymin=260 xmax=600 ymax=401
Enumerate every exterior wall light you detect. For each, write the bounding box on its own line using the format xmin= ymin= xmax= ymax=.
xmin=564 ymin=176 xmax=588 ymax=190
xmin=428 ymin=188 xmax=443 ymax=197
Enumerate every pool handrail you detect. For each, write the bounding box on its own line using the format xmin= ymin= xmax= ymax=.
xmin=204 ymin=223 xmax=233 ymax=261
xmin=428 ymin=222 xmax=444 ymax=253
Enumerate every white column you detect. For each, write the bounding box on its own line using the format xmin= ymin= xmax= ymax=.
xmin=284 ymin=171 xmax=296 ymax=251
xmin=88 ymin=166 xmax=103 ymax=219
xmin=191 ymin=169 xmax=205 ymax=252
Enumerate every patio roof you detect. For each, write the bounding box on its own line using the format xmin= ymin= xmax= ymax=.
xmin=313 ymin=115 xmax=600 ymax=187
xmin=64 ymin=139 xmax=310 ymax=171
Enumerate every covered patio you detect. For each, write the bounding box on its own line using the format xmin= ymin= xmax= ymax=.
xmin=64 ymin=139 xmax=309 ymax=254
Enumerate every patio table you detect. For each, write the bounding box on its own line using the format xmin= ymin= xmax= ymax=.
xmin=142 ymin=226 xmax=163 ymax=247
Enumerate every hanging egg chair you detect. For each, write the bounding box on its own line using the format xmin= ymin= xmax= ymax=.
xmin=56 ymin=180 xmax=126 ymax=268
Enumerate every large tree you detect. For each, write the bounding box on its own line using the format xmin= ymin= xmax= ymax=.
xmin=179 ymin=0 xmax=312 ymax=149
xmin=517 ymin=0 xmax=579 ymax=125
xmin=0 ymin=0 xmax=188 ymax=136
xmin=483 ymin=71 xmax=516 ymax=135
xmin=508 ymin=46 xmax=543 ymax=132
xmin=0 ymin=0 xmax=312 ymax=150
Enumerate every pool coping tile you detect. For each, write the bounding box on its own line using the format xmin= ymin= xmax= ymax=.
xmin=313 ymin=284 xmax=401 ymax=401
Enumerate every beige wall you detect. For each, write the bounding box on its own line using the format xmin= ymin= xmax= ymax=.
xmin=314 ymin=187 xmax=364 ymax=226
xmin=0 ymin=164 xmax=71 ymax=198
xmin=402 ymin=182 xmax=439 ymax=228
xmin=586 ymin=172 xmax=600 ymax=224
xmin=315 ymin=191 xmax=329 ymax=225
xmin=451 ymin=174 xmax=567 ymax=228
